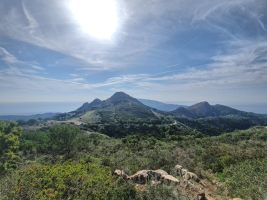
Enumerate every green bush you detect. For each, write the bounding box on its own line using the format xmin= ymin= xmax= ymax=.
xmin=48 ymin=124 xmax=80 ymax=157
xmin=0 ymin=121 xmax=22 ymax=173
xmin=21 ymin=130 xmax=50 ymax=154
xmin=223 ymin=159 xmax=267 ymax=199
xmin=1 ymin=162 xmax=114 ymax=200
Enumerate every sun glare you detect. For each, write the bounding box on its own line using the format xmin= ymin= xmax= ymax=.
xmin=68 ymin=0 xmax=120 ymax=40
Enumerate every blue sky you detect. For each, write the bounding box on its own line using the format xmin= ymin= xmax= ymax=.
xmin=0 ymin=0 xmax=267 ymax=114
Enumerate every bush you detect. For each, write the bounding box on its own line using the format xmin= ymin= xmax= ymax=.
xmin=0 ymin=121 xmax=22 ymax=174
xmin=0 ymin=162 xmax=115 ymax=199
xmin=223 ymin=159 xmax=267 ymax=199
xmin=48 ymin=124 xmax=80 ymax=157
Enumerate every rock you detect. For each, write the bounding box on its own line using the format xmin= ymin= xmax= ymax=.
xmin=113 ymin=169 xmax=128 ymax=179
xmin=183 ymin=171 xmax=200 ymax=182
xmin=114 ymin=169 xmax=124 ymax=176
xmin=181 ymin=168 xmax=188 ymax=176
xmin=151 ymin=180 xmax=161 ymax=186
xmin=149 ymin=169 xmax=168 ymax=181
xmin=128 ymin=170 xmax=149 ymax=184
xmin=175 ymin=164 xmax=183 ymax=176
xmin=153 ymin=169 xmax=168 ymax=176
xmin=161 ymin=174 xmax=179 ymax=184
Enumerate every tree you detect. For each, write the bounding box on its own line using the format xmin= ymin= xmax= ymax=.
xmin=49 ymin=124 xmax=80 ymax=157
xmin=0 ymin=121 xmax=22 ymax=173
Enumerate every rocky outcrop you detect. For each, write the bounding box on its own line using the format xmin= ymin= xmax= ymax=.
xmin=113 ymin=169 xmax=179 ymax=185
xmin=161 ymin=174 xmax=179 ymax=184
xmin=128 ymin=170 xmax=150 ymax=184
xmin=175 ymin=164 xmax=200 ymax=183
xmin=114 ymin=164 xmax=225 ymax=200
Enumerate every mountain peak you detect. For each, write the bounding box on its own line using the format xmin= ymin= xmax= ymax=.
xmin=110 ymin=92 xmax=131 ymax=99
xmin=91 ymin=98 xmax=102 ymax=104
xmin=76 ymin=98 xmax=102 ymax=113
xmin=107 ymin=92 xmax=138 ymax=104
xmin=193 ymin=101 xmax=210 ymax=107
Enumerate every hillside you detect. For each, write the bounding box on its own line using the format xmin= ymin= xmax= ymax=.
xmin=171 ymin=102 xmax=267 ymax=135
xmin=138 ymin=99 xmax=185 ymax=111
xmin=1 ymin=121 xmax=267 ymax=199
xmin=52 ymin=93 xmax=267 ymax=136
xmin=56 ymin=92 xmax=160 ymax=123
xmin=171 ymin=101 xmax=267 ymax=120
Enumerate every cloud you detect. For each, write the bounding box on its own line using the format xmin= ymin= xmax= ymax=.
xmin=0 ymin=47 xmax=19 ymax=64
xmin=21 ymin=0 xmax=39 ymax=32
xmin=94 ymin=38 xmax=267 ymax=103
xmin=0 ymin=0 xmax=265 ymax=71
xmin=0 ymin=0 xmax=266 ymax=105
xmin=0 ymin=47 xmax=45 ymax=74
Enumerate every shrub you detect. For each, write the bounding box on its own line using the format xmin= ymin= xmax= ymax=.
xmin=0 ymin=162 xmax=114 ymax=200
xmin=0 ymin=121 xmax=22 ymax=173
xmin=48 ymin=124 xmax=80 ymax=157
xmin=223 ymin=159 xmax=267 ymax=199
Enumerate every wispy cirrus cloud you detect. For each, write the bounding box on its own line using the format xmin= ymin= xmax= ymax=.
xmin=0 ymin=0 xmax=267 ymax=109
xmin=0 ymin=0 xmax=266 ymax=71
xmin=0 ymin=47 xmax=44 ymax=74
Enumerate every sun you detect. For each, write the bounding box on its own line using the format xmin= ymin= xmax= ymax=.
xmin=68 ymin=0 xmax=120 ymax=40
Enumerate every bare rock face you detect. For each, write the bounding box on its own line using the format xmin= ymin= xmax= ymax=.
xmin=161 ymin=174 xmax=179 ymax=185
xmin=153 ymin=169 xmax=168 ymax=176
xmin=149 ymin=169 xmax=169 ymax=181
xmin=113 ymin=169 xmax=179 ymax=185
xmin=128 ymin=170 xmax=150 ymax=184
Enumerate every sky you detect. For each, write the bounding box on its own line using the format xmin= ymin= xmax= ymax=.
xmin=0 ymin=0 xmax=267 ymax=114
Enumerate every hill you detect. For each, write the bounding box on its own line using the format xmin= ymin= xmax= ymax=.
xmin=138 ymin=98 xmax=186 ymax=111
xmin=171 ymin=101 xmax=266 ymax=119
xmin=171 ymin=101 xmax=267 ymax=135
xmin=55 ymin=92 xmax=160 ymax=123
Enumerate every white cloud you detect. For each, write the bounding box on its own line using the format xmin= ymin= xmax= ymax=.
xmin=0 ymin=47 xmax=19 ymax=64
xmin=0 ymin=47 xmax=45 ymax=75
xmin=1 ymin=0 xmax=265 ymax=71
xmin=0 ymin=0 xmax=266 ymax=105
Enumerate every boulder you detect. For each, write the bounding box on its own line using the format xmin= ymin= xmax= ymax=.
xmin=175 ymin=164 xmax=183 ymax=176
xmin=128 ymin=170 xmax=149 ymax=184
xmin=161 ymin=174 xmax=179 ymax=185
xmin=113 ymin=169 xmax=128 ymax=180
xmin=183 ymin=171 xmax=200 ymax=182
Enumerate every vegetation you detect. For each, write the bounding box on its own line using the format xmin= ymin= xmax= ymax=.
xmin=0 ymin=121 xmax=22 ymax=174
xmin=0 ymin=120 xmax=267 ymax=199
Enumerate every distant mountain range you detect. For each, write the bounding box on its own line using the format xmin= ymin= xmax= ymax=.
xmin=53 ymin=92 xmax=266 ymax=134
xmin=138 ymin=99 xmax=186 ymax=111
xmin=1 ymin=92 xmax=267 ymax=135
